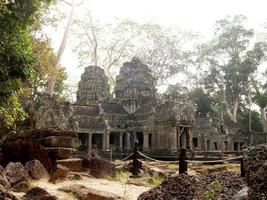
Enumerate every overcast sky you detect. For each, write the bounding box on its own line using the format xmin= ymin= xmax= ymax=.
xmin=49 ymin=0 xmax=267 ymax=99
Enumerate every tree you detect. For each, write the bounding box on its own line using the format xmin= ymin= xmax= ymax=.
xmin=72 ymin=11 xmax=139 ymax=87
xmin=203 ymin=15 xmax=265 ymax=123
xmin=160 ymin=84 xmax=196 ymax=123
xmin=241 ymin=110 xmax=263 ymax=132
xmin=250 ymin=76 xmax=267 ymax=132
xmin=0 ymin=0 xmax=53 ymax=131
xmin=47 ymin=0 xmax=76 ymax=96
xmin=188 ymin=88 xmax=214 ymax=117
xmin=29 ymin=37 xmax=68 ymax=102
xmin=136 ymin=23 xmax=195 ymax=86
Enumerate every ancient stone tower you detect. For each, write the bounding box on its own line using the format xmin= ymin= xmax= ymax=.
xmin=76 ymin=66 xmax=111 ymax=105
xmin=114 ymin=57 xmax=156 ymax=113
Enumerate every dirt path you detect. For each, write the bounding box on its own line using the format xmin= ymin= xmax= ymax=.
xmin=29 ymin=176 xmax=151 ymax=200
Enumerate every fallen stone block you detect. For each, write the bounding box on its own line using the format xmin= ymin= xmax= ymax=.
xmin=25 ymin=159 xmax=49 ymax=180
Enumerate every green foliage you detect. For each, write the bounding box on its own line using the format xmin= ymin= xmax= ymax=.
xmin=29 ymin=37 xmax=68 ymax=102
xmin=161 ymin=84 xmax=196 ymax=122
xmin=254 ymin=93 xmax=267 ymax=109
xmin=189 ymin=88 xmax=214 ymax=117
xmin=0 ymin=94 xmax=27 ymax=128
xmin=202 ymin=15 xmax=267 ymax=122
xmin=241 ymin=110 xmax=263 ymax=132
xmin=204 ymin=180 xmax=222 ymax=200
xmin=0 ymin=0 xmax=53 ymax=129
xmin=147 ymin=175 xmax=165 ymax=186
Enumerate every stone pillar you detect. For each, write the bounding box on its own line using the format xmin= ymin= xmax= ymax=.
xmin=188 ymin=127 xmax=193 ymax=149
xmin=102 ymin=133 xmax=105 ymax=151
xmin=104 ymin=129 xmax=110 ymax=150
xmin=126 ymin=132 xmax=131 ymax=150
xmin=119 ymin=132 xmax=123 ymax=151
xmin=182 ymin=134 xmax=187 ymax=149
xmin=170 ymin=126 xmax=177 ymax=152
xmin=134 ymin=131 xmax=137 ymax=143
xmin=88 ymin=131 xmax=93 ymax=152
xmin=143 ymin=127 xmax=149 ymax=151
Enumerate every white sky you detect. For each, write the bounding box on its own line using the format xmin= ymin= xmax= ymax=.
xmin=49 ymin=0 xmax=267 ymax=100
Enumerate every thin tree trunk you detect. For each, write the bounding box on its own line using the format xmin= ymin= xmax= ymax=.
xmin=47 ymin=0 xmax=75 ymax=96
xmin=260 ymin=107 xmax=267 ymax=133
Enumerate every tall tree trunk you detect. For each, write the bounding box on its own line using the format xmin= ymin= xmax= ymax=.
xmin=260 ymin=107 xmax=267 ymax=133
xmin=47 ymin=0 xmax=75 ymax=96
xmin=226 ymin=98 xmax=239 ymax=123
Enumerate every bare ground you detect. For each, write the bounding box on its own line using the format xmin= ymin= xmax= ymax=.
xmin=12 ymin=175 xmax=151 ymax=200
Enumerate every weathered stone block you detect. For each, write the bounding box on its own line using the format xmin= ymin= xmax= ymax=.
xmin=45 ymin=147 xmax=77 ymax=159
xmin=56 ymin=158 xmax=84 ymax=172
xmin=44 ymin=136 xmax=78 ymax=148
xmin=25 ymin=159 xmax=49 ymax=180
xmin=3 ymin=162 xmax=29 ymax=186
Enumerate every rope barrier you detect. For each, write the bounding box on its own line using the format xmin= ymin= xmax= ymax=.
xmin=137 ymin=151 xmax=179 ymax=163
xmin=121 ymin=153 xmax=134 ymax=161
xmin=186 ymin=156 xmax=243 ymax=164
xmin=136 ymin=151 xmax=242 ymax=165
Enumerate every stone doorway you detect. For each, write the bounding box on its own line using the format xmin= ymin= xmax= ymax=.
xmin=78 ymin=132 xmax=88 ymax=151
xmin=92 ymin=134 xmax=103 ymax=150
xmin=177 ymin=125 xmax=192 ymax=150
xmin=109 ymin=132 xmax=120 ymax=150
xmin=136 ymin=132 xmax=144 ymax=150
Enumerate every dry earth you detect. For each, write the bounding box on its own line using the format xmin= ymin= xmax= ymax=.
xmin=12 ymin=175 xmax=151 ymax=200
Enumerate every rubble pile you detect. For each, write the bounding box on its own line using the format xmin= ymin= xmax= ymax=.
xmin=2 ymin=129 xmax=78 ymax=171
xmin=244 ymin=144 xmax=267 ymax=199
xmin=138 ymin=172 xmax=245 ymax=200
xmin=201 ymin=172 xmax=246 ymax=199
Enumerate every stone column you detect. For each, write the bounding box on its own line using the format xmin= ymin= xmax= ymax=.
xmin=143 ymin=127 xmax=149 ymax=151
xmin=133 ymin=131 xmax=137 ymax=143
xmin=170 ymin=126 xmax=177 ymax=152
xmin=126 ymin=132 xmax=131 ymax=150
xmin=188 ymin=127 xmax=193 ymax=149
xmin=177 ymin=126 xmax=181 ymax=150
xmin=105 ymin=129 xmax=110 ymax=150
xmin=88 ymin=131 xmax=93 ymax=152
xmin=119 ymin=132 xmax=123 ymax=151
xmin=102 ymin=132 xmax=105 ymax=151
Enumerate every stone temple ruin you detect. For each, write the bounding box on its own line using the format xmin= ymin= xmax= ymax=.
xmin=71 ymin=57 xmax=266 ymax=155
xmin=33 ymin=57 xmax=266 ymax=156
xmin=73 ymin=57 xmax=187 ymax=154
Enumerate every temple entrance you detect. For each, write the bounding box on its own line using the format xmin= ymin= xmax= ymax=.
xmin=177 ymin=125 xmax=192 ymax=150
xmin=92 ymin=134 xmax=103 ymax=150
xmin=109 ymin=132 xmax=120 ymax=150
xmin=136 ymin=132 xmax=144 ymax=150
xmin=78 ymin=133 xmax=88 ymax=151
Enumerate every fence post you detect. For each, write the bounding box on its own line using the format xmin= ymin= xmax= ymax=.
xmin=132 ymin=141 xmax=140 ymax=176
xmin=110 ymin=147 xmax=113 ymax=162
xmin=240 ymin=157 xmax=245 ymax=177
xmin=179 ymin=148 xmax=187 ymax=174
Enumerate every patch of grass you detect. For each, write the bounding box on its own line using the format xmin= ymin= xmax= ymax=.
xmin=167 ymin=163 xmax=178 ymax=169
xmin=204 ymin=180 xmax=222 ymax=200
xmin=115 ymin=170 xmax=131 ymax=182
xmin=147 ymin=176 xmax=165 ymax=186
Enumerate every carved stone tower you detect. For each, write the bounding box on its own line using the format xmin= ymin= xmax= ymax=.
xmin=76 ymin=66 xmax=111 ymax=105
xmin=114 ymin=57 xmax=156 ymax=113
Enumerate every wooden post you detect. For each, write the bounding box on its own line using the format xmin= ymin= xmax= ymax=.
xmin=179 ymin=148 xmax=187 ymax=174
xmin=110 ymin=147 xmax=113 ymax=162
xmin=240 ymin=157 xmax=245 ymax=177
xmin=132 ymin=141 xmax=140 ymax=176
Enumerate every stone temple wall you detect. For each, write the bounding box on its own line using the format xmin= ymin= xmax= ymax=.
xmin=76 ymin=66 xmax=111 ymax=105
